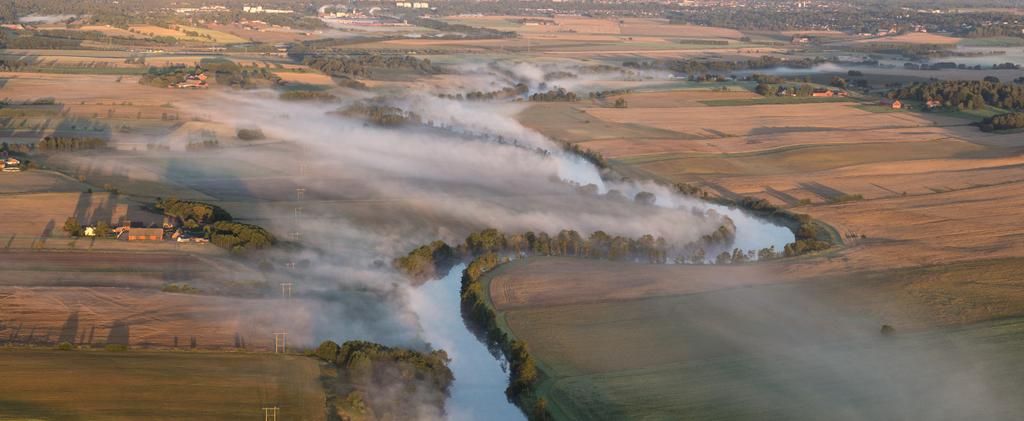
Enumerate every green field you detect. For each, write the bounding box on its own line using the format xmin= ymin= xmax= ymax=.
xmin=956 ymin=36 xmax=1024 ymax=47
xmin=175 ymin=25 xmax=249 ymax=44
xmin=936 ymin=105 xmax=1010 ymax=122
xmin=0 ymin=349 xmax=326 ymax=421
xmin=485 ymin=257 xmax=1024 ymax=420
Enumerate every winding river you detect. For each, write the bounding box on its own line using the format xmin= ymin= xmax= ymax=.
xmin=407 ymin=210 xmax=794 ymax=420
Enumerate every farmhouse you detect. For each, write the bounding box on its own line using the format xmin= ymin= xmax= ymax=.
xmin=172 ymin=72 xmax=208 ymax=89
xmin=926 ymin=99 xmax=942 ymax=108
xmin=811 ymin=89 xmax=849 ymax=98
xmin=2 ymin=157 xmax=21 ymax=172
xmin=880 ymin=98 xmax=903 ymax=109
xmin=126 ymin=228 xmax=165 ymax=241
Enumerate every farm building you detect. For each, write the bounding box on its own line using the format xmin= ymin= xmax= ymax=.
xmin=126 ymin=228 xmax=165 ymax=241
xmin=880 ymin=98 xmax=903 ymax=109
xmin=3 ymin=157 xmax=21 ymax=172
xmin=811 ymin=89 xmax=849 ymax=97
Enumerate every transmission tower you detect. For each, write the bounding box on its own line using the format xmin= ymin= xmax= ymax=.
xmin=273 ymin=332 xmax=287 ymax=353
xmin=262 ymin=406 xmax=279 ymax=421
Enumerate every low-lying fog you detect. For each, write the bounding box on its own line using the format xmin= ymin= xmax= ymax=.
xmin=157 ymin=66 xmax=792 ymax=418
xmin=144 ymin=60 xmax=1022 ymax=420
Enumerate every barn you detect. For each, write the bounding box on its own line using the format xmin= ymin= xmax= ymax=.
xmin=127 ymin=228 xmax=165 ymax=241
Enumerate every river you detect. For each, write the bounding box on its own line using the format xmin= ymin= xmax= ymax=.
xmin=407 ymin=207 xmax=794 ymax=420
xmin=407 ymin=263 xmax=526 ymax=421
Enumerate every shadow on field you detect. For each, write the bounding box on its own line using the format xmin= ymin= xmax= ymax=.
xmin=799 ymin=181 xmax=847 ymax=200
xmin=38 ymin=218 xmax=55 ymax=241
xmin=702 ymin=181 xmax=743 ymax=201
xmin=765 ymin=186 xmax=799 ymax=206
xmin=106 ymin=320 xmax=130 ymax=346
xmin=58 ymin=308 xmax=80 ymax=344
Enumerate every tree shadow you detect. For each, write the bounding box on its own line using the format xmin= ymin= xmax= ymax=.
xmin=798 ymin=182 xmax=847 ymax=201
xmin=702 ymin=181 xmax=743 ymax=201
xmin=58 ymin=309 xmax=80 ymax=344
xmin=7 ymin=322 xmax=22 ymax=342
xmin=765 ymin=186 xmax=799 ymax=206
xmin=105 ymin=320 xmax=130 ymax=346
xmin=72 ymin=191 xmax=94 ymax=224
xmin=53 ymin=116 xmax=111 ymax=141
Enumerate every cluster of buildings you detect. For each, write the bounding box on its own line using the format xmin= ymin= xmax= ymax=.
xmin=173 ymin=5 xmax=229 ymax=14
xmin=171 ymin=70 xmax=208 ymax=89
xmin=395 ymin=2 xmax=430 ymax=9
xmin=810 ymin=89 xmax=849 ymax=98
xmin=242 ymin=5 xmax=294 ymax=14
xmin=89 ymin=223 xmax=208 ymax=243
xmin=2 ymin=156 xmax=21 ymax=172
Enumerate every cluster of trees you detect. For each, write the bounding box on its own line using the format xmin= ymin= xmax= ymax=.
xmin=392 ymin=240 xmax=454 ymax=282
xmin=669 ymin=5 xmax=1024 ymax=37
xmin=208 ymin=221 xmax=274 ymax=256
xmin=979 ymin=112 xmax=1024 ymax=132
xmin=185 ymin=139 xmax=219 ymax=150
xmin=36 ymin=136 xmax=106 ymax=151
xmin=0 ymin=142 xmax=33 ymax=155
xmin=2 ymin=33 xmax=82 ymax=49
xmin=337 ymin=103 xmax=421 ymax=127
xmin=783 ymin=222 xmax=832 ymax=257
xmin=394 ymin=223 xmax=742 ymax=281
xmin=313 ymin=340 xmax=453 ymax=421
xmin=560 ymin=141 xmax=607 ymax=169
xmin=155 ymin=197 xmax=231 ymax=228
xmin=852 ymin=43 xmax=961 ymax=61
xmin=62 ymin=216 xmax=112 ymax=238
xmin=139 ymin=65 xmax=195 ymax=87
xmin=300 ymin=54 xmax=440 ymax=80
xmin=278 ymin=90 xmax=338 ymax=102
xmin=624 ymin=56 xmax=825 ymax=76
xmin=155 ymin=197 xmax=273 ymax=255
xmin=529 ymin=88 xmax=577 ymax=102
xmin=886 ymin=80 xmax=1024 ymax=111
xmin=235 ymin=127 xmax=265 ymax=140
xmin=0 ymin=58 xmax=29 ymax=71
xmin=408 ymin=17 xmax=516 ymax=39
xmin=437 ymin=83 xmax=529 ymax=101
xmin=755 ymin=82 xmax=820 ymax=97
xmin=458 ymin=254 xmax=549 ymax=420
xmin=688 ymin=74 xmax=730 ymax=83
xmin=199 ymin=58 xmax=282 ymax=89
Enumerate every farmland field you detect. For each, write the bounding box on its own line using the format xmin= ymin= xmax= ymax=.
xmin=0 ymin=285 xmax=317 ymax=350
xmin=485 ymin=257 xmax=1024 ymax=420
xmin=0 ymin=349 xmax=326 ymax=421
xmin=6 ymin=5 xmax=1024 ymax=419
